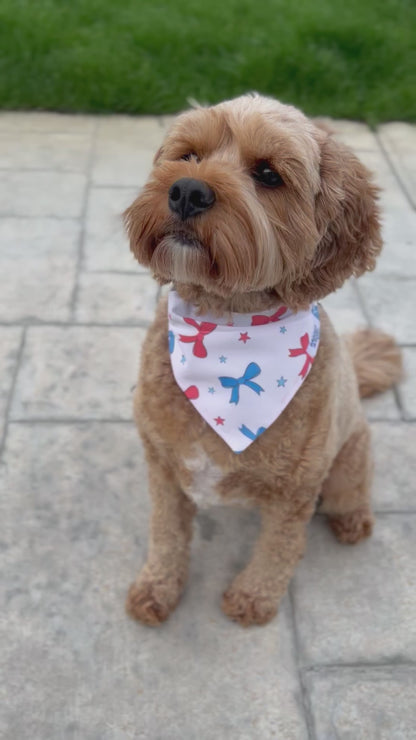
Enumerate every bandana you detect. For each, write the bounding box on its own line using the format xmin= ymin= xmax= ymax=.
xmin=168 ymin=290 xmax=320 ymax=453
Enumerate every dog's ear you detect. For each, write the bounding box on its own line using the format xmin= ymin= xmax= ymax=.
xmin=287 ymin=134 xmax=382 ymax=305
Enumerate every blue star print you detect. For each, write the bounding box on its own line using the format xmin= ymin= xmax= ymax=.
xmin=277 ymin=376 xmax=287 ymax=387
xmin=180 ymin=354 xmax=186 ymax=364
xmin=219 ymin=355 xmax=227 ymax=363
xmin=280 ymin=326 xmax=287 ymax=334
xmin=208 ymin=387 xmax=215 ymax=394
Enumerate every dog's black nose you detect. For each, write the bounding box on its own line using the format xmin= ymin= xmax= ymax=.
xmin=168 ymin=178 xmax=215 ymax=220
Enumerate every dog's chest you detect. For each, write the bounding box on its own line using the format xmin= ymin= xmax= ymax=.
xmin=182 ymin=448 xmax=226 ymax=508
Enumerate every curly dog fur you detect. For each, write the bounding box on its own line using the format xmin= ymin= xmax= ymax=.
xmin=124 ymin=94 xmax=402 ymax=627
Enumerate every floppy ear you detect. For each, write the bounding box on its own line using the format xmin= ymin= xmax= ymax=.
xmin=287 ymin=133 xmax=382 ymax=305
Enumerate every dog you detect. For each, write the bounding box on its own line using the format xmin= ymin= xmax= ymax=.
xmin=123 ymin=94 xmax=402 ymax=627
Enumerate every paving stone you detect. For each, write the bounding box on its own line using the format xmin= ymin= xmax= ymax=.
xmin=0 ymin=112 xmax=96 ymax=134
xmin=357 ymin=275 xmax=416 ymax=344
xmin=358 ymin=149 xmax=410 ymax=211
xmin=1 ymin=422 xmax=308 ymax=740
xmin=0 ymin=218 xmax=79 ymax=322
xmin=362 ymin=389 xmax=400 ymax=421
xmin=321 ymin=279 xmax=367 ymax=335
xmin=397 ymin=347 xmax=416 ymax=420
xmin=316 ymin=118 xmax=379 ymax=151
xmin=11 ymin=326 xmax=145 ymax=420
xmin=83 ymin=186 xmax=145 ymax=272
xmin=0 ymin=132 xmax=92 ymax=172
xmin=376 ymin=208 xmax=416 ymax=278
xmin=305 ymin=666 xmax=416 ymax=740
xmin=160 ymin=114 xmax=178 ymax=131
xmin=0 ymin=172 xmax=86 ymax=219
xmin=379 ymin=123 xmax=416 ymax=208
xmin=292 ymin=515 xmax=416 ymax=665
xmin=0 ymin=328 xmax=22 ymax=443
xmin=371 ymin=422 xmax=416 ymax=511
xmin=75 ymin=272 xmax=158 ymax=324
xmin=92 ymin=116 xmax=164 ymax=187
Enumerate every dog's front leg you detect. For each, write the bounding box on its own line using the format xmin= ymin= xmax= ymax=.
xmin=222 ymin=498 xmax=315 ymax=627
xmin=126 ymin=452 xmax=196 ymax=626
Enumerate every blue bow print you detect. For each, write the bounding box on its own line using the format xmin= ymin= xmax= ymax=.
xmin=219 ymin=362 xmax=264 ymax=405
xmin=239 ymin=424 xmax=266 ymax=441
xmin=168 ymin=330 xmax=175 ymax=354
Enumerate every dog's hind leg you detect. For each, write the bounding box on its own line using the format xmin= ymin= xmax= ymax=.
xmin=126 ymin=441 xmax=196 ymax=626
xmin=319 ymin=421 xmax=374 ymax=544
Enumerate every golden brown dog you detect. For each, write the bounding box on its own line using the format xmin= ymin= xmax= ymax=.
xmin=124 ymin=94 xmax=402 ymax=627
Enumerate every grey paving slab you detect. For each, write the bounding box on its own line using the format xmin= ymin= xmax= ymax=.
xmin=362 ymin=390 xmax=400 ymax=421
xmin=0 ymin=112 xmax=96 ymax=134
xmin=376 ymin=208 xmax=416 ymax=278
xmin=83 ymin=186 xmax=144 ymax=272
xmin=0 ymin=132 xmax=92 ymax=172
xmin=379 ymin=123 xmax=416 ymax=208
xmin=305 ymin=666 xmax=416 ymax=740
xmin=75 ymin=272 xmax=158 ymax=324
xmin=321 ymin=279 xmax=367 ymax=334
xmin=371 ymin=422 xmax=416 ymax=510
xmin=292 ymin=515 xmax=416 ymax=665
xmin=397 ymin=347 xmax=416 ymax=420
xmin=0 ymin=171 xmax=86 ymax=219
xmin=160 ymin=114 xmax=177 ymax=131
xmin=357 ymin=274 xmax=416 ymax=344
xmin=92 ymin=116 xmax=165 ymax=187
xmin=316 ymin=118 xmax=379 ymax=151
xmin=358 ymin=149 xmax=410 ymax=211
xmin=10 ymin=326 xmax=145 ymax=420
xmin=1 ymin=422 xmax=308 ymax=740
xmin=0 ymin=327 xmax=22 ymax=444
xmin=0 ymin=218 xmax=79 ymax=322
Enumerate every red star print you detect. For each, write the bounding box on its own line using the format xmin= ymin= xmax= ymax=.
xmin=214 ymin=416 xmax=225 ymax=426
xmin=239 ymin=332 xmax=251 ymax=344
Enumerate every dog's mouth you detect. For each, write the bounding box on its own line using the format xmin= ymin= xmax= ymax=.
xmin=157 ymin=230 xmax=204 ymax=251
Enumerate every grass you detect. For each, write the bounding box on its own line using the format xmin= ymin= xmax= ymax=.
xmin=0 ymin=0 xmax=414 ymax=123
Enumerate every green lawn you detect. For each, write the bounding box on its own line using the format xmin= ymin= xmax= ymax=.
xmin=0 ymin=0 xmax=414 ymax=123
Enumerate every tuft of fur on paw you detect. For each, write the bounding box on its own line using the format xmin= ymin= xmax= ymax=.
xmin=329 ymin=509 xmax=374 ymax=544
xmin=126 ymin=580 xmax=177 ymax=626
xmin=222 ymin=587 xmax=277 ymax=626
xmin=345 ymin=329 xmax=403 ymax=398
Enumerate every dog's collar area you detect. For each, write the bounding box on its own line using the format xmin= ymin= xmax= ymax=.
xmin=169 ymin=292 xmax=294 ymax=328
xmin=167 ymin=290 xmax=320 ymax=452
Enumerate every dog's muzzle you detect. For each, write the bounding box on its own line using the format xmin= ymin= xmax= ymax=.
xmin=168 ymin=177 xmax=215 ymax=221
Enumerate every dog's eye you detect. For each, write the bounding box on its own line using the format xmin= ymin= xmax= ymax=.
xmin=252 ymin=160 xmax=284 ymax=188
xmin=181 ymin=152 xmax=199 ymax=162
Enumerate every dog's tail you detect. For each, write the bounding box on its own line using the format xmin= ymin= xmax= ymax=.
xmin=344 ymin=329 xmax=403 ymax=398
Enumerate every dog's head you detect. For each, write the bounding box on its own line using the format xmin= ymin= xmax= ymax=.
xmin=125 ymin=94 xmax=381 ymax=308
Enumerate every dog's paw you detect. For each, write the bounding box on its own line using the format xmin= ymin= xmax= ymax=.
xmin=329 ymin=509 xmax=374 ymax=545
xmin=222 ymin=586 xmax=277 ymax=627
xmin=126 ymin=578 xmax=180 ymax=626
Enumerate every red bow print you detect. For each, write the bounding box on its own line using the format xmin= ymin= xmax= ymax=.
xmin=179 ymin=317 xmax=217 ymax=358
xmin=251 ymin=306 xmax=287 ymax=326
xmin=288 ymin=333 xmax=314 ymax=377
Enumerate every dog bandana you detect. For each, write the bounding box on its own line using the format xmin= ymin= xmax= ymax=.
xmin=168 ymin=290 xmax=320 ymax=453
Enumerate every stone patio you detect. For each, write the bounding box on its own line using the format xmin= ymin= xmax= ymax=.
xmin=1 ymin=112 xmax=415 ymax=739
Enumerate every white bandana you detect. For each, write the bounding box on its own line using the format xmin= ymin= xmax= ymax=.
xmin=168 ymin=290 xmax=320 ymax=453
